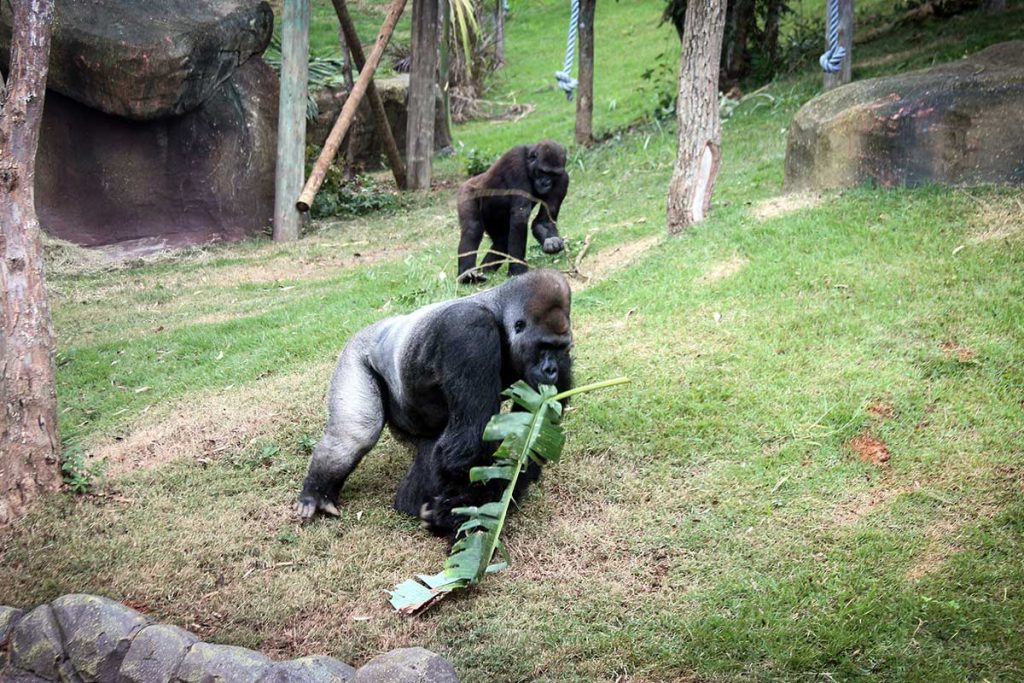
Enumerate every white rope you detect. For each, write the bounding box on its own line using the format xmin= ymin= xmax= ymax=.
xmin=819 ymin=0 xmax=846 ymax=73
xmin=554 ymin=0 xmax=579 ymax=100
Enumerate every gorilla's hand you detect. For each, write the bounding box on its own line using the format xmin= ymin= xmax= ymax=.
xmin=457 ymin=269 xmax=488 ymax=284
xmin=294 ymin=493 xmax=341 ymax=521
xmin=542 ymin=236 xmax=565 ymax=254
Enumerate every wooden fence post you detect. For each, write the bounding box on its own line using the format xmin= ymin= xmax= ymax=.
xmin=406 ymin=0 xmax=439 ymax=190
xmin=273 ymin=0 xmax=310 ymax=241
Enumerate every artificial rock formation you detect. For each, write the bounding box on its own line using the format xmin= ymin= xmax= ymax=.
xmin=785 ymin=41 xmax=1024 ymax=191
xmin=0 ymin=0 xmax=277 ymax=254
xmin=0 ymin=595 xmax=458 ymax=682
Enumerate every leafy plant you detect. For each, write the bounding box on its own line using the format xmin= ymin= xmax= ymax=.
xmin=61 ymin=445 xmax=105 ymax=494
xmin=463 ymin=148 xmax=495 ymax=177
xmin=303 ymin=154 xmax=403 ymax=220
xmin=389 ymin=377 xmax=629 ymax=615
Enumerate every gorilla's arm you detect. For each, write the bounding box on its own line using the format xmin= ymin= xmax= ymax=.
xmin=456 ymin=192 xmax=487 ymax=282
xmin=531 ymin=173 xmax=568 ymax=254
xmin=506 ymin=200 xmax=534 ymax=276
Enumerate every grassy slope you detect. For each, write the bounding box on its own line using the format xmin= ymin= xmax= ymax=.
xmin=4 ymin=2 xmax=1024 ymax=681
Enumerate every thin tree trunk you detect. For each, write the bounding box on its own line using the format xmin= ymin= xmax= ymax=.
xmin=273 ymin=0 xmax=310 ymax=241
xmin=0 ymin=0 xmax=60 ymax=527
xmin=721 ymin=0 xmax=754 ymax=83
xmin=823 ymin=0 xmax=853 ymax=90
xmin=406 ymin=0 xmax=439 ymax=190
xmin=494 ymin=0 xmax=505 ymax=68
xmin=666 ymin=0 xmax=726 ymax=233
xmin=338 ymin=23 xmax=354 ymax=89
xmin=575 ymin=0 xmax=595 ymax=146
xmin=762 ymin=0 xmax=785 ymax=71
xmin=983 ymin=0 xmax=1006 ymax=12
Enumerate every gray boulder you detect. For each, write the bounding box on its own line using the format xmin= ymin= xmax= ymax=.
xmin=175 ymin=642 xmax=274 ymax=682
xmin=0 ymin=606 xmax=23 ymax=648
xmin=262 ymin=656 xmax=356 ymax=682
xmin=0 ymin=0 xmax=273 ymax=120
xmin=354 ymin=647 xmax=459 ymax=683
xmin=785 ymin=41 xmax=1024 ymax=191
xmin=118 ymin=624 xmax=199 ymax=683
xmin=50 ymin=594 xmax=150 ymax=682
xmin=8 ymin=605 xmax=70 ymax=681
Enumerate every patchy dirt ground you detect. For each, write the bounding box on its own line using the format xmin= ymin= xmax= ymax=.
xmin=751 ymin=193 xmax=822 ymax=220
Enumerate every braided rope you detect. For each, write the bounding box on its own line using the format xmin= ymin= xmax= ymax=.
xmin=819 ymin=0 xmax=846 ymax=73
xmin=554 ymin=0 xmax=579 ymax=100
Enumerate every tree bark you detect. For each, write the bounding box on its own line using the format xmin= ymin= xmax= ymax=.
xmin=823 ymin=0 xmax=853 ymax=90
xmin=406 ymin=0 xmax=439 ymax=190
xmin=0 ymin=0 xmax=60 ymax=527
xmin=762 ymin=0 xmax=786 ymax=72
xmin=721 ymin=0 xmax=754 ymax=83
xmin=494 ymin=0 xmax=505 ymax=68
xmin=575 ymin=0 xmax=596 ymax=146
xmin=272 ymin=0 xmax=309 ymax=241
xmin=666 ymin=0 xmax=726 ymax=233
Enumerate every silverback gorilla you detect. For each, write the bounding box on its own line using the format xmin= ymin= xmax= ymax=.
xmin=456 ymin=140 xmax=569 ymax=283
xmin=296 ymin=269 xmax=573 ymax=536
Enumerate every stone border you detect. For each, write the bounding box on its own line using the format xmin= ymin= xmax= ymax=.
xmin=0 ymin=595 xmax=457 ymax=682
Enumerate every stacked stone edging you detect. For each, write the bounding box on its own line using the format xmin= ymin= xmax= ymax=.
xmin=0 ymin=595 xmax=458 ymax=682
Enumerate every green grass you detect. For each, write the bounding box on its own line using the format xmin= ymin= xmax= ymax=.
xmin=4 ymin=1 xmax=1024 ymax=681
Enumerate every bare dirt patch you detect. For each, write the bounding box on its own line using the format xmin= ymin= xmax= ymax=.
xmin=833 ymin=483 xmax=908 ymax=526
xmin=940 ymin=340 xmax=976 ymax=362
xmin=967 ymin=195 xmax=1024 ymax=243
xmin=751 ymin=193 xmax=822 ymax=220
xmin=866 ymin=401 xmax=896 ymax=420
xmin=200 ymin=245 xmax=411 ymax=288
xmin=849 ymin=431 xmax=892 ymax=467
xmin=695 ymin=255 xmax=748 ymax=285
xmin=91 ymin=362 xmax=335 ymax=476
xmin=570 ymin=235 xmax=661 ymax=291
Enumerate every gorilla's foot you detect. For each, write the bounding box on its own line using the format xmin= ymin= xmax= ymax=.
xmin=294 ymin=494 xmax=341 ymax=521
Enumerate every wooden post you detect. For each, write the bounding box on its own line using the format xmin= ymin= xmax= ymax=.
xmin=666 ymin=0 xmax=727 ymax=232
xmin=406 ymin=0 xmax=439 ymax=191
xmin=273 ymin=0 xmax=310 ymax=241
xmin=1 ymin=0 xmax=61 ymax=526
xmin=298 ymin=0 xmax=407 ymax=211
xmin=330 ymin=0 xmax=407 ymax=190
xmin=575 ymin=0 xmax=595 ymax=146
xmin=823 ymin=0 xmax=853 ymax=90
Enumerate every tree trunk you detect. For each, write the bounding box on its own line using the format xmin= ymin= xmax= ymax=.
xmin=494 ymin=0 xmax=505 ymax=68
xmin=272 ymin=0 xmax=309 ymax=241
xmin=823 ymin=0 xmax=853 ymax=90
xmin=666 ymin=0 xmax=726 ymax=233
xmin=983 ymin=0 xmax=1006 ymax=12
xmin=338 ymin=23 xmax=354 ymax=89
xmin=0 ymin=0 xmax=60 ymax=527
xmin=574 ymin=0 xmax=596 ymax=146
xmin=762 ymin=0 xmax=785 ymax=72
xmin=406 ymin=0 xmax=439 ymax=190
xmin=721 ymin=0 xmax=754 ymax=83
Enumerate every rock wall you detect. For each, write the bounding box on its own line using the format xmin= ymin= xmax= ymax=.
xmin=0 ymin=595 xmax=458 ymax=682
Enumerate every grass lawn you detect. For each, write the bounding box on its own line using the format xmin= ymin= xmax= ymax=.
xmin=3 ymin=1 xmax=1024 ymax=681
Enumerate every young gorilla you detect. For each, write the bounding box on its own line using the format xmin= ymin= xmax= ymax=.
xmin=456 ymin=140 xmax=570 ymax=284
xmin=296 ymin=269 xmax=574 ymax=536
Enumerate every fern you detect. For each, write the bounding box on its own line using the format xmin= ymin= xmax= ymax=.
xmin=389 ymin=377 xmax=629 ymax=614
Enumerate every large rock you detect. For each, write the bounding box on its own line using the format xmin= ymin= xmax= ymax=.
xmin=119 ymin=624 xmax=199 ymax=683
xmin=263 ymin=656 xmax=356 ymax=682
xmin=35 ymin=58 xmax=278 ymax=254
xmin=785 ymin=41 xmax=1024 ymax=191
xmin=7 ymin=605 xmax=70 ymax=681
xmin=354 ymin=647 xmax=459 ymax=683
xmin=175 ymin=642 xmax=274 ymax=682
xmin=308 ymin=75 xmax=453 ymax=173
xmin=0 ymin=0 xmax=273 ymax=120
xmin=50 ymin=594 xmax=150 ymax=682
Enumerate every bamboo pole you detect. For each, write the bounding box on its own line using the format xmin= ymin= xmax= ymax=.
xmin=330 ymin=0 xmax=408 ymax=190
xmin=273 ymin=0 xmax=310 ymax=240
xmin=297 ymin=0 xmax=407 ymax=212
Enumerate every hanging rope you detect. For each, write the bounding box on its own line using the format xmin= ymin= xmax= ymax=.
xmin=554 ymin=0 xmax=579 ymax=101
xmin=819 ymin=0 xmax=846 ymax=73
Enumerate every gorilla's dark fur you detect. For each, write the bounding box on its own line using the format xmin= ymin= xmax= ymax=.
xmin=456 ymin=140 xmax=570 ymax=283
xmin=296 ymin=269 xmax=574 ymax=536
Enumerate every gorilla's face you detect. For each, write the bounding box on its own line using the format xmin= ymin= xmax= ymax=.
xmin=508 ymin=272 xmax=573 ymax=392
xmin=526 ymin=141 xmax=567 ymax=198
